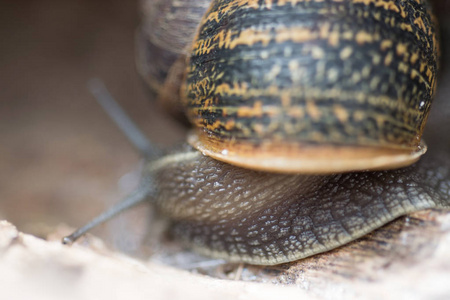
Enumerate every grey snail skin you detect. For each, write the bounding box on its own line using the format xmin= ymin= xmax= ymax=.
xmin=64 ymin=0 xmax=450 ymax=265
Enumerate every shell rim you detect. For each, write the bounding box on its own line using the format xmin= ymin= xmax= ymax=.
xmin=187 ymin=131 xmax=427 ymax=174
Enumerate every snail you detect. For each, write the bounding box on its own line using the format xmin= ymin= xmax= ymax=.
xmin=63 ymin=0 xmax=450 ymax=265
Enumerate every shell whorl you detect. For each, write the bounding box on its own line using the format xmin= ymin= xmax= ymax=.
xmin=136 ymin=0 xmax=210 ymax=118
xmin=183 ymin=0 xmax=439 ymax=173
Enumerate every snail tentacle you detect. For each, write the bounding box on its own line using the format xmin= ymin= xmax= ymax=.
xmin=62 ymin=180 xmax=155 ymax=244
xmin=88 ymin=78 xmax=162 ymax=159
xmin=63 ymin=81 xmax=161 ymax=244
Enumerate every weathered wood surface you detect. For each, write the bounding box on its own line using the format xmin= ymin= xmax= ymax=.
xmin=0 ymin=221 xmax=316 ymax=300
xmin=0 ymin=211 xmax=449 ymax=300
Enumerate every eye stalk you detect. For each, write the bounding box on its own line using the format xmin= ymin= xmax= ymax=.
xmin=62 ymin=80 xmax=158 ymax=244
xmin=87 ymin=78 xmax=161 ymax=160
xmin=62 ymin=184 xmax=153 ymax=244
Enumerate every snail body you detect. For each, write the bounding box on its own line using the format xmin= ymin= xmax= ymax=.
xmin=64 ymin=0 xmax=450 ymax=265
xmin=149 ymin=148 xmax=450 ymax=265
xmin=136 ymin=0 xmax=446 ymax=264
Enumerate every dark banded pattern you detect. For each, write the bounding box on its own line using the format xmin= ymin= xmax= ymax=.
xmin=183 ymin=0 xmax=439 ymax=172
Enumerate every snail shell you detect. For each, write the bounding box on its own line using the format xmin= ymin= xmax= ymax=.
xmin=183 ymin=0 xmax=439 ymax=173
xmin=65 ymin=0 xmax=447 ymax=265
xmin=139 ymin=0 xmax=439 ymax=174
xmin=137 ymin=0 xmax=210 ymax=120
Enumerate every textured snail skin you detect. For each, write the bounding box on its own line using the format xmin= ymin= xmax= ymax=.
xmin=148 ymin=145 xmax=450 ymax=265
xmin=183 ymin=0 xmax=439 ymax=172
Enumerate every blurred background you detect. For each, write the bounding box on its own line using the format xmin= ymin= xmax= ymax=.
xmin=0 ymin=0 xmax=449 ymax=257
xmin=0 ymin=0 xmax=185 ymax=254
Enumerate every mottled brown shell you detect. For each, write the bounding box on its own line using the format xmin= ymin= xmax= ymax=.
xmin=182 ymin=0 xmax=439 ymax=173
